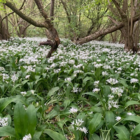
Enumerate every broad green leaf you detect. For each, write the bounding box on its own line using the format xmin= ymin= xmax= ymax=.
xmin=63 ymin=99 xmax=72 ymax=109
xmin=82 ymin=77 xmax=93 ymax=87
xmin=119 ymin=79 xmax=128 ymax=87
xmin=11 ymin=84 xmax=21 ymax=94
xmin=105 ymin=111 xmax=115 ymax=128
xmin=26 ymin=104 xmax=37 ymax=136
xmin=89 ymin=113 xmax=102 ymax=134
xmin=114 ymin=125 xmax=130 ymax=140
xmin=57 ymin=118 xmax=69 ymax=130
xmin=14 ymin=102 xmax=28 ymax=138
xmin=0 ymin=95 xmax=26 ymax=113
xmin=44 ymin=129 xmax=67 ymax=140
xmin=47 ymin=87 xmax=59 ymax=97
xmin=0 ymin=97 xmax=15 ymax=113
xmin=125 ymin=101 xmax=139 ymax=108
xmin=32 ymin=131 xmax=42 ymax=140
xmin=89 ymin=133 xmax=100 ymax=140
xmin=124 ymin=115 xmax=140 ymax=123
xmin=0 ymin=126 xmax=15 ymax=137
xmin=90 ymin=106 xmax=103 ymax=113
xmin=82 ymin=92 xmax=100 ymax=99
xmin=132 ymin=124 xmax=140 ymax=136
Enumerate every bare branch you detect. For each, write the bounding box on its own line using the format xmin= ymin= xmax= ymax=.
xmin=5 ymin=0 xmax=48 ymax=28
xmin=2 ymin=0 xmax=26 ymax=23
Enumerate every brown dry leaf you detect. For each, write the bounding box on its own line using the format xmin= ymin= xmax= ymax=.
xmin=45 ymin=105 xmax=54 ymax=113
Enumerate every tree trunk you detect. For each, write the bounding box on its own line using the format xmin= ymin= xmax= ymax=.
xmin=0 ymin=15 xmax=10 ymax=40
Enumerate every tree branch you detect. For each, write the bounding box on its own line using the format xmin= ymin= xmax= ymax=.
xmin=2 ymin=0 xmax=26 ymax=23
xmin=76 ymin=14 xmax=140 ymax=44
xmin=112 ymin=0 xmax=127 ymax=19
xmin=5 ymin=0 xmax=48 ymax=28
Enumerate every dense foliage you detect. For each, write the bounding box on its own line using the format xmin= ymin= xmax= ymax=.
xmin=0 ymin=38 xmax=140 ymax=140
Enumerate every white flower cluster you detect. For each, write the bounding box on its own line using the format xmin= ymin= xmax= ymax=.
xmin=94 ymin=64 xmax=102 ymax=68
xmin=108 ymin=100 xmax=119 ymax=110
xmin=72 ymin=87 xmax=82 ymax=93
xmin=21 ymin=91 xmax=27 ymax=96
xmin=22 ymin=134 xmax=32 ymax=140
xmin=69 ymin=107 xmax=78 ymax=113
xmin=93 ymin=88 xmax=100 ymax=93
xmin=0 ymin=117 xmax=8 ymax=126
xmin=106 ymin=78 xmax=118 ymax=85
xmin=2 ymin=73 xmax=9 ymax=81
xmin=110 ymin=87 xmax=123 ymax=97
xmin=11 ymin=74 xmax=18 ymax=82
xmin=116 ymin=116 xmax=121 ymax=121
xmin=65 ymin=77 xmax=72 ymax=82
xmin=94 ymin=81 xmax=99 ymax=87
xmin=130 ymin=78 xmax=138 ymax=83
xmin=71 ymin=119 xmax=88 ymax=134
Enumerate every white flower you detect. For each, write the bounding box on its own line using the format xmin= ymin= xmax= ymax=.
xmin=25 ymin=75 xmax=30 ymax=79
xmin=94 ymin=81 xmax=99 ymax=87
xmin=102 ymin=71 xmax=108 ymax=76
xmin=69 ymin=60 xmax=75 ymax=64
xmin=108 ymin=94 xmax=114 ymax=99
xmin=0 ymin=117 xmax=8 ymax=126
xmin=30 ymin=90 xmax=35 ymax=94
xmin=116 ymin=116 xmax=121 ymax=121
xmin=94 ymin=64 xmax=102 ymax=68
xmin=93 ymin=88 xmax=100 ymax=93
xmin=106 ymin=78 xmax=118 ymax=85
xmin=130 ymin=78 xmax=138 ymax=83
xmin=127 ymin=112 xmax=133 ymax=116
xmin=78 ymin=127 xmax=88 ymax=134
xmin=11 ymin=74 xmax=18 ymax=82
xmin=22 ymin=134 xmax=32 ymax=140
xmin=65 ymin=77 xmax=71 ymax=82
xmin=72 ymin=119 xmax=84 ymax=127
xmin=21 ymin=91 xmax=27 ymax=96
xmin=102 ymin=48 xmax=110 ymax=52
xmin=69 ymin=107 xmax=78 ymax=113
xmin=2 ymin=74 xmax=9 ymax=81
xmin=111 ymin=87 xmax=123 ymax=97
xmin=103 ymin=65 xmax=111 ymax=69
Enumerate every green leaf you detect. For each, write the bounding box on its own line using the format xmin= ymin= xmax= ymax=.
xmin=105 ymin=111 xmax=115 ymax=128
xmin=0 ymin=95 xmax=26 ymax=113
xmin=90 ymin=106 xmax=103 ymax=113
xmin=82 ymin=77 xmax=93 ymax=87
xmin=44 ymin=129 xmax=67 ymax=140
xmin=124 ymin=115 xmax=140 ymax=123
xmin=119 ymin=79 xmax=128 ymax=87
xmin=47 ymin=87 xmax=59 ymax=97
xmin=89 ymin=133 xmax=100 ymax=140
xmin=63 ymin=99 xmax=72 ymax=109
xmin=89 ymin=113 xmax=102 ymax=134
xmin=14 ymin=102 xmax=27 ymax=138
xmin=132 ymin=124 xmax=140 ymax=136
xmin=32 ymin=131 xmax=42 ymax=140
xmin=82 ymin=92 xmax=99 ymax=99
xmin=26 ymin=104 xmax=37 ymax=136
xmin=0 ymin=126 xmax=16 ymax=137
xmin=114 ymin=125 xmax=130 ymax=140
xmin=0 ymin=97 xmax=15 ymax=113
xmin=125 ymin=101 xmax=139 ymax=108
